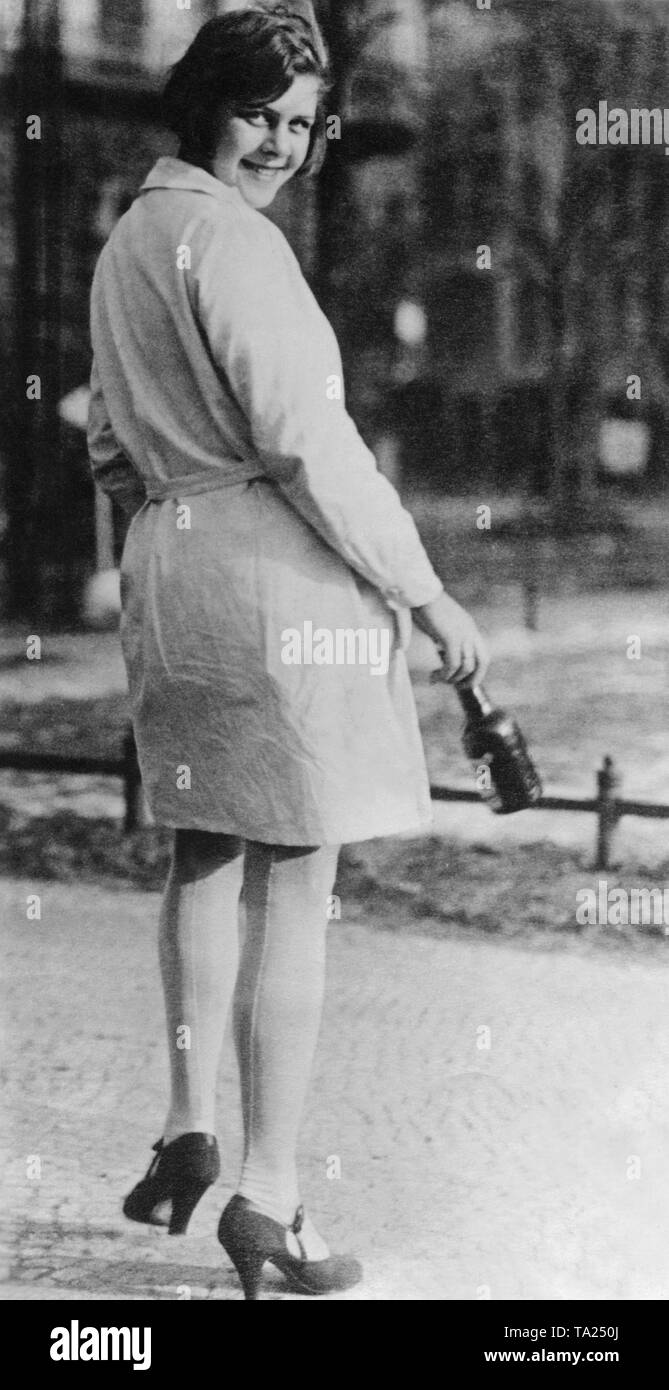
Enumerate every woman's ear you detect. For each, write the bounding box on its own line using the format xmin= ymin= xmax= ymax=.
xmin=297 ymin=103 xmax=327 ymax=178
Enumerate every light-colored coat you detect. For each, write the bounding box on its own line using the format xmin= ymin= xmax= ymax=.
xmin=88 ymin=157 xmax=443 ymax=843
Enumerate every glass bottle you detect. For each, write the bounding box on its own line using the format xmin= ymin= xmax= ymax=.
xmin=457 ymin=685 xmax=543 ymax=815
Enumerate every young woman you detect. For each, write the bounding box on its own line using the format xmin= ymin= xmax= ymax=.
xmin=88 ymin=2 xmax=488 ymax=1300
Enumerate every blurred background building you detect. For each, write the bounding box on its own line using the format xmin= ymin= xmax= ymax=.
xmin=1 ymin=0 xmax=668 ymax=623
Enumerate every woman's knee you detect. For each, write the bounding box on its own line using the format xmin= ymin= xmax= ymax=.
xmin=173 ymin=828 xmax=243 ymax=881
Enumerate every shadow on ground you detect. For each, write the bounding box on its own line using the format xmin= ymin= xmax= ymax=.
xmin=7 ymin=1214 xmax=301 ymax=1300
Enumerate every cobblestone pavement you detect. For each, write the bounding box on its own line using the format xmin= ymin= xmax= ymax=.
xmin=3 ymin=877 xmax=669 ymax=1301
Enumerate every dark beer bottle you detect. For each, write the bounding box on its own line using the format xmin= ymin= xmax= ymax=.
xmin=457 ymin=685 xmax=543 ymax=815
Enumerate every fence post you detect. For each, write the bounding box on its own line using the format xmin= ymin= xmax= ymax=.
xmin=123 ymin=725 xmax=144 ymax=833
xmin=596 ymin=755 xmax=620 ymax=870
xmin=523 ymin=574 xmax=539 ymax=632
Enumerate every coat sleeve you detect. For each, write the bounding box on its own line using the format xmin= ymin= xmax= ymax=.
xmin=187 ymin=218 xmax=443 ymax=610
xmin=87 ymin=356 xmax=147 ymax=517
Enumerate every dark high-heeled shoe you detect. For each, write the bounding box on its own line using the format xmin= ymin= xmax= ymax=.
xmin=123 ymin=1133 xmax=220 ymax=1235
xmin=217 ymin=1194 xmax=363 ymax=1300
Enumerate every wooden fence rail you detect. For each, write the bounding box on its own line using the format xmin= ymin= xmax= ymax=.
xmin=1 ymin=735 xmax=668 ymax=870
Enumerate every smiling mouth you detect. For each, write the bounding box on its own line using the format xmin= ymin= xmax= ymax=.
xmin=241 ymin=161 xmax=287 ymax=179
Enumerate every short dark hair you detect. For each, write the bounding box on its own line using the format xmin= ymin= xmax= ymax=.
xmin=162 ymin=7 xmax=330 ymax=177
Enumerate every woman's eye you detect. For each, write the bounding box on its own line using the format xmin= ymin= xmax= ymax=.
xmin=292 ymin=118 xmax=313 ymax=132
xmin=243 ymin=111 xmax=269 ymax=126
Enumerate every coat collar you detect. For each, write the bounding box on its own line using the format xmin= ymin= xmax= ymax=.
xmin=139 ymin=156 xmax=246 ymax=208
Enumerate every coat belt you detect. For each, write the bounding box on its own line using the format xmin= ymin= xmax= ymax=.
xmin=145 ymin=467 xmax=264 ymax=501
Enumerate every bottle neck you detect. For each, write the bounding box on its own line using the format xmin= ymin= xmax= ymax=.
xmin=457 ymin=684 xmax=494 ymax=719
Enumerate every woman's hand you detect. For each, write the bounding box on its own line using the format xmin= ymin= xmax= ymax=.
xmin=412 ymin=591 xmax=489 ymax=686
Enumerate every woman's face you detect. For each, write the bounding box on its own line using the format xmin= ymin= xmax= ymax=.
xmin=211 ymin=73 xmax=320 ymax=209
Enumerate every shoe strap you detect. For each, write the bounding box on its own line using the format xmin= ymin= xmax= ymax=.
xmin=290 ymin=1204 xmax=309 ymax=1261
xmin=147 ymin=1139 xmax=164 ymax=1178
xmin=291 ymin=1204 xmax=305 ymax=1236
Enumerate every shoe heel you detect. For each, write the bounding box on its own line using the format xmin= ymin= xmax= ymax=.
xmin=168 ymin=1183 xmax=209 ymax=1235
xmin=222 ymin=1239 xmax=267 ymax=1300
